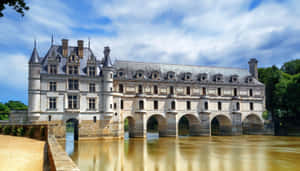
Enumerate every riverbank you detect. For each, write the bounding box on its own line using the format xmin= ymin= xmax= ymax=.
xmin=0 ymin=135 xmax=45 ymax=171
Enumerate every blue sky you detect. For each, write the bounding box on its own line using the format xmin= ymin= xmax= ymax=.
xmin=0 ymin=0 xmax=299 ymax=104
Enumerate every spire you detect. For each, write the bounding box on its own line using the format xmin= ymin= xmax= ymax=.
xmin=51 ymin=34 xmax=54 ymax=46
xmin=88 ymin=37 xmax=90 ymax=49
xmin=103 ymin=46 xmax=112 ymax=67
xmin=29 ymin=39 xmax=40 ymax=64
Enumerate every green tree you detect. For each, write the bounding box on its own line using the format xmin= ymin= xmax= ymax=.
xmin=0 ymin=0 xmax=29 ymax=17
xmin=5 ymin=100 xmax=28 ymax=110
xmin=0 ymin=102 xmax=10 ymax=120
xmin=281 ymin=59 xmax=300 ymax=75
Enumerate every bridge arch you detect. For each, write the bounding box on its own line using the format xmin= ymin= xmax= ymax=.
xmin=124 ymin=116 xmax=135 ymax=138
xmin=178 ymin=114 xmax=201 ymax=136
xmin=242 ymin=114 xmax=264 ymax=135
xmin=66 ymin=118 xmax=79 ymax=140
xmin=146 ymin=114 xmax=167 ymax=137
xmin=211 ymin=115 xmax=232 ymax=136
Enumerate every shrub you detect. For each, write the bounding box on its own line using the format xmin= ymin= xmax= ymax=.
xmin=12 ymin=126 xmax=17 ymax=136
xmin=0 ymin=125 xmax=2 ymax=133
xmin=263 ymin=110 xmax=269 ymax=120
xmin=29 ymin=126 xmax=35 ymax=138
xmin=17 ymin=127 xmax=24 ymax=136
xmin=4 ymin=126 xmax=11 ymax=135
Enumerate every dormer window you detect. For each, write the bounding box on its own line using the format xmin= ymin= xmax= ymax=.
xmin=199 ymin=73 xmax=208 ymax=81
xmin=136 ymin=70 xmax=144 ymax=79
xmin=88 ymin=66 xmax=96 ymax=77
xmin=184 ymin=72 xmax=192 ymax=81
xmin=167 ymin=71 xmax=176 ymax=80
xmin=151 ymin=71 xmax=160 ymax=80
xmin=117 ymin=69 xmax=125 ymax=78
xmin=214 ymin=74 xmax=223 ymax=82
xmin=230 ymin=75 xmax=239 ymax=83
xmin=68 ymin=65 xmax=79 ymax=75
xmin=246 ymin=76 xmax=254 ymax=83
xmin=49 ymin=64 xmax=57 ymax=74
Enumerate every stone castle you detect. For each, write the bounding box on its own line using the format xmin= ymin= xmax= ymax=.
xmin=21 ymin=38 xmax=268 ymax=140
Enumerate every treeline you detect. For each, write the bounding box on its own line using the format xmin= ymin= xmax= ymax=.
xmin=259 ymin=59 xmax=300 ymax=135
xmin=0 ymin=101 xmax=27 ymax=120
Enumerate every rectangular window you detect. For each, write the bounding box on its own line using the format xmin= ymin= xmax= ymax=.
xmin=68 ymin=79 xmax=79 ymax=90
xmin=250 ymin=102 xmax=254 ymax=111
xmin=249 ymin=89 xmax=253 ymax=97
xmin=138 ymin=85 xmax=143 ymax=94
xmin=119 ymin=84 xmax=124 ymax=93
xmin=49 ymin=81 xmax=56 ymax=91
xmin=218 ymin=102 xmax=222 ymax=111
xmin=171 ymin=101 xmax=176 ymax=110
xmin=170 ymin=86 xmax=174 ymax=95
xmin=234 ymin=88 xmax=237 ymax=97
xmin=93 ymin=116 xmax=96 ymax=123
xmin=89 ymin=66 xmax=96 ymax=77
xmin=237 ymin=102 xmax=240 ymax=111
xmin=114 ymin=103 xmax=117 ymax=109
xmin=49 ymin=97 xmax=56 ymax=110
xmin=187 ymin=87 xmax=191 ymax=95
xmin=89 ymin=83 xmax=95 ymax=92
xmin=68 ymin=95 xmax=78 ymax=109
xmin=187 ymin=101 xmax=191 ymax=110
xmin=68 ymin=65 xmax=79 ymax=75
xmin=154 ymin=85 xmax=158 ymax=94
xmin=202 ymin=87 xmax=206 ymax=96
xmin=154 ymin=100 xmax=158 ymax=110
xmin=204 ymin=101 xmax=208 ymax=110
xmin=88 ymin=98 xmax=96 ymax=110
xmin=139 ymin=100 xmax=144 ymax=110
xmin=218 ymin=88 xmax=222 ymax=96
xmin=49 ymin=64 xmax=57 ymax=74
xmin=120 ymin=100 xmax=124 ymax=109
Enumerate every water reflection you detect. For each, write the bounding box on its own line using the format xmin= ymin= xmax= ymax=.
xmin=61 ymin=134 xmax=300 ymax=171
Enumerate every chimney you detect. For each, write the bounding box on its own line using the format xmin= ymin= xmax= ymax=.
xmin=77 ymin=40 xmax=84 ymax=58
xmin=62 ymin=39 xmax=68 ymax=57
xmin=248 ymin=58 xmax=258 ymax=79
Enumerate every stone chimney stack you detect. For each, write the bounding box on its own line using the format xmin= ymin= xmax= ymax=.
xmin=62 ymin=39 xmax=68 ymax=57
xmin=248 ymin=58 xmax=258 ymax=79
xmin=77 ymin=40 xmax=84 ymax=58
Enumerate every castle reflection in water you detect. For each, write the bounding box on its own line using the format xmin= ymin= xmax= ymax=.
xmin=61 ymin=132 xmax=300 ymax=171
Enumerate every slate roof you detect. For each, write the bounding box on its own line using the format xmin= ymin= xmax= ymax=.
xmin=114 ymin=60 xmax=263 ymax=85
xmin=29 ymin=47 xmax=40 ymax=64
xmin=40 ymin=45 xmax=102 ymax=75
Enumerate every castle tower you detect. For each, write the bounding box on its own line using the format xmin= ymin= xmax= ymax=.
xmin=101 ymin=46 xmax=114 ymax=116
xmin=248 ymin=58 xmax=258 ymax=79
xmin=28 ymin=40 xmax=41 ymax=122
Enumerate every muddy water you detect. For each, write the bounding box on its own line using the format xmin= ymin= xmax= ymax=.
xmin=62 ymin=133 xmax=300 ymax=171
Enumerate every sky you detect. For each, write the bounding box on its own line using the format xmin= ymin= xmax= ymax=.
xmin=0 ymin=0 xmax=299 ymax=104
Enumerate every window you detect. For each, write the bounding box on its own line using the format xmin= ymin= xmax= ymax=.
xmin=170 ymin=86 xmax=174 ymax=95
xmin=49 ymin=64 xmax=57 ymax=74
xmin=89 ymin=83 xmax=95 ymax=93
xmin=93 ymin=116 xmax=96 ymax=123
xmin=204 ymin=101 xmax=208 ymax=110
xmin=68 ymin=95 xmax=78 ymax=109
xmin=139 ymin=100 xmax=144 ymax=110
xmin=110 ymin=104 xmax=113 ymax=109
xmin=120 ymin=100 xmax=124 ymax=109
xmin=49 ymin=82 xmax=56 ymax=91
xmin=89 ymin=98 xmax=96 ymax=110
xmin=68 ymin=65 xmax=78 ymax=75
xmin=110 ymin=73 xmax=113 ymax=79
xmin=89 ymin=66 xmax=96 ymax=77
xmin=236 ymin=102 xmax=240 ymax=111
xmin=154 ymin=100 xmax=158 ymax=110
xmin=187 ymin=87 xmax=191 ymax=95
xmin=119 ymin=84 xmax=124 ymax=93
xmin=153 ymin=85 xmax=158 ymax=94
xmin=249 ymin=89 xmax=253 ymax=97
xmin=171 ymin=101 xmax=176 ymax=110
xmin=138 ymin=85 xmax=143 ymax=94
xmin=217 ymin=88 xmax=222 ymax=96
xmin=250 ymin=102 xmax=254 ymax=111
xmin=115 ymin=112 xmax=118 ymax=116
xmin=49 ymin=97 xmax=56 ymax=110
xmin=202 ymin=87 xmax=206 ymax=96
xmin=114 ymin=103 xmax=117 ymax=109
xmin=48 ymin=115 xmax=52 ymax=121
xmin=110 ymin=87 xmax=113 ymax=92
xmin=218 ymin=102 xmax=222 ymax=111
xmin=68 ymin=79 xmax=79 ymax=90
xmin=187 ymin=101 xmax=191 ymax=110
xmin=234 ymin=88 xmax=237 ymax=97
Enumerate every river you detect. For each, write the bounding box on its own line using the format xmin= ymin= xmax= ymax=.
xmin=61 ymin=132 xmax=300 ymax=171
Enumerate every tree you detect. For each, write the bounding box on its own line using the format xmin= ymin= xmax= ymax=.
xmin=281 ymin=59 xmax=300 ymax=75
xmin=5 ymin=100 xmax=28 ymax=110
xmin=0 ymin=102 xmax=10 ymax=120
xmin=0 ymin=0 xmax=29 ymax=17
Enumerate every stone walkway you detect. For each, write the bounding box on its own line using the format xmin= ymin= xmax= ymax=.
xmin=0 ymin=135 xmax=45 ymax=171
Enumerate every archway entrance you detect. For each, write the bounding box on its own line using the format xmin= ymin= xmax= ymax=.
xmin=66 ymin=118 xmax=79 ymax=141
xmin=243 ymin=114 xmax=264 ymax=134
xmin=178 ymin=114 xmax=200 ymax=136
xmin=124 ymin=116 xmax=135 ymax=138
xmin=211 ymin=115 xmax=232 ymax=136
xmin=147 ymin=115 xmax=167 ymax=138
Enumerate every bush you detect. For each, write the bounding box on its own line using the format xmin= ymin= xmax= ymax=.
xmin=12 ymin=126 xmax=17 ymax=136
xmin=4 ymin=126 xmax=11 ymax=135
xmin=263 ymin=110 xmax=269 ymax=120
xmin=0 ymin=125 xmax=2 ymax=133
xmin=29 ymin=127 xmax=35 ymax=138
xmin=17 ymin=127 xmax=24 ymax=136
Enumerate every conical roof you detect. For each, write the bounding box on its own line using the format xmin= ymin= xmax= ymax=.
xmin=29 ymin=40 xmax=40 ymax=64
